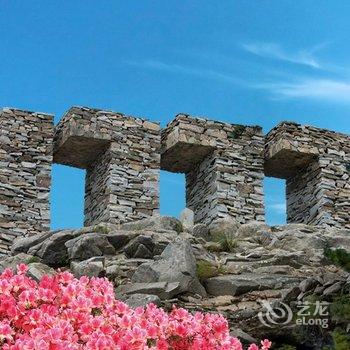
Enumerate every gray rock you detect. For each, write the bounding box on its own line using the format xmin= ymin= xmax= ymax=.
xmin=192 ymin=224 xmax=211 ymax=241
xmin=66 ymin=233 xmax=115 ymax=261
xmin=124 ymin=235 xmax=154 ymax=259
xmin=106 ymin=232 xmax=135 ymax=250
xmin=209 ymin=217 xmax=240 ymax=240
xmin=27 ymin=262 xmax=54 ymax=281
xmin=282 ymin=286 xmax=301 ymax=303
xmin=132 ymin=238 xmax=206 ymax=296
xmin=204 ymin=274 xmax=300 ymax=296
xmin=121 ymin=215 xmax=182 ymax=233
xmin=11 ymin=232 xmax=52 ymax=255
xmin=180 ymin=208 xmax=194 ymax=232
xmin=230 ymin=328 xmax=258 ymax=344
xmin=124 ymin=293 xmax=161 ymax=308
xmin=116 ymin=281 xmax=181 ymax=300
xmin=235 ymin=221 xmax=271 ymax=244
xmin=299 ymin=278 xmax=319 ymax=292
xmin=70 ymin=257 xmax=105 ymax=278
xmin=323 ymin=281 xmax=343 ymax=296
xmin=34 ymin=230 xmax=81 ymax=266
xmin=0 ymin=253 xmax=35 ymax=273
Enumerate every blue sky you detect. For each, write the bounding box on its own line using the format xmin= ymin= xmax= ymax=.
xmin=1 ymin=1 xmax=349 ymax=229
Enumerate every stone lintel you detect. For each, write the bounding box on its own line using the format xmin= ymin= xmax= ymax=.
xmin=264 ymin=148 xmax=317 ymax=179
xmin=53 ymin=135 xmax=110 ymax=169
xmin=161 ymin=114 xmax=261 ymax=173
xmin=161 ymin=142 xmax=215 ymax=173
xmin=54 ymin=106 xmax=159 ymax=169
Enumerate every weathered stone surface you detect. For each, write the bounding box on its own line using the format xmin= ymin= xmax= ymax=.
xmin=132 ymin=238 xmax=206 ymax=296
xmin=0 ymin=108 xmax=53 ymax=255
xmin=105 ymin=232 xmax=136 ymax=251
xmin=121 ymin=215 xmax=182 ymax=233
xmin=180 ymin=208 xmax=194 ymax=232
xmin=124 ymin=293 xmax=161 ymax=307
xmin=124 ymin=235 xmax=155 ymax=259
xmin=34 ymin=230 xmax=81 ymax=266
xmin=70 ymin=257 xmax=105 ymax=278
xmin=27 ymin=262 xmax=54 ymax=281
xmin=11 ymin=232 xmax=52 ymax=255
xmin=116 ymin=282 xmax=181 ymax=300
xmin=209 ymin=217 xmax=240 ymax=239
xmin=66 ymin=233 xmax=115 ymax=261
xmin=192 ymin=223 xmax=211 ymax=241
xmin=204 ymin=274 xmax=300 ymax=296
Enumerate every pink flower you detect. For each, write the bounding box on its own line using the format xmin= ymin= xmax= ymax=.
xmin=17 ymin=264 xmax=28 ymax=275
xmin=0 ymin=264 xmax=271 ymax=349
xmin=261 ymin=339 xmax=272 ymax=349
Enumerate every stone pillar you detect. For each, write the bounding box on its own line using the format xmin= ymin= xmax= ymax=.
xmin=265 ymin=122 xmax=350 ymax=229
xmin=54 ymin=107 xmax=160 ymax=225
xmin=161 ymin=114 xmax=265 ymax=225
xmin=0 ymin=108 xmax=53 ymax=254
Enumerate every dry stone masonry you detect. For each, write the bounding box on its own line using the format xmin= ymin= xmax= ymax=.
xmin=161 ymin=114 xmax=265 ymax=225
xmin=0 ymin=105 xmax=349 ymax=254
xmin=53 ymin=107 xmax=160 ymax=226
xmin=0 ymin=108 xmax=53 ymax=254
xmin=265 ymin=122 xmax=350 ymax=229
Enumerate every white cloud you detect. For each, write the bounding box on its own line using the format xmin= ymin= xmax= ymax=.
xmin=242 ymin=42 xmax=322 ymax=69
xmin=268 ymin=203 xmax=286 ymax=214
xmin=258 ymin=78 xmax=350 ymax=103
xmin=124 ymin=59 xmax=242 ymax=85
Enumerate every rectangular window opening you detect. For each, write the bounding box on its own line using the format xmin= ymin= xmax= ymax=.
xmin=264 ymin=177 xmax=287 ymax=226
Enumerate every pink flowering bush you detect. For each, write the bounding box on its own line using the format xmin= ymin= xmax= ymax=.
xmin=0 ymin=264 xmax=271 ymax=350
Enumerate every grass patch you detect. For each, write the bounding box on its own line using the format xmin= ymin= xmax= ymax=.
xmin=209 ymin=232 xmax=238 ymax=253
xmin=324 ymin=246 xmax=350 ymax=272
xmin=196 ymin=260 xmax=226 ymax=281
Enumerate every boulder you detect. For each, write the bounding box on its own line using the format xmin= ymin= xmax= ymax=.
xmin=116 ymin=281 xmax=181 ymax=300
xmin=209 ymin=217 xmax=240 ymax=240
xmin=124 ymin=293 xmax=161 ymax=308
xmin=33 ymin=230 xmax=81 ymax=266
xmin=124 ymin=235 xmax=155 ymax=259
xmin=180 ymin=208 xmax=194 ymax=232
xmin=121 ymin=215 xmax=182 ymax=233
xmin=204 ymin=274 xmax=300 ymax=296
xmin=235 ymin=221 xmax=271 ymax=244
xmin=70 ymin=257 xmax=105 ymax=278
xmin=323 ymin=281 xmax=343 ymax=296
xmin=11 ymin=232 xmax=52 ymax=255
xmin=132 ymin=238 xmax=206 ymax=296
xmin=299 ymin=278 xmax=319 ymax=293
xmin=65 ymin=233 xmax=115 ymax=261
xmin=106 ymin=232 xmax=136 ymax=251
xmin=27 ymin=262 xmax=54 ymax=281
xmin=192 ymin=224 xmax=211 ymax=241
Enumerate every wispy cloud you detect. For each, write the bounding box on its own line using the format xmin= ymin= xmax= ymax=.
xmin=124 ymin=59 xmax=243 ymax=85
xmin=268 ymin=203 xmax=286 ymax=214
xmin=257 ymin=78 xmax=350 ymax=103
xmin=242 ymin=42 xmax=323 ymax=69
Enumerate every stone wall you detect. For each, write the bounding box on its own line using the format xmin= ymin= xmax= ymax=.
xmin=0 ymin=108 xmax=53 ymax=254
xmin=0 ymin=105 xmax=349 ymax=254
xmin=54 ymin=107 xmax=160 ymax=226
xmin=265 ymin=122 xmax=350 ymax=229
xmin=162 ymin=114 xmax=265 ymax=225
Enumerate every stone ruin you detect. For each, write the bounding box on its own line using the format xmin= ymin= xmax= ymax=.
xmin=0 ymin=106 xmax=349 ymax=254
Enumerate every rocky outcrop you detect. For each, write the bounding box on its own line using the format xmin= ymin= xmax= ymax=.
xmin=131 ymin=238 xmax=206 ymax=297
xmin=5 ymin=215 xmax=350 ymax=348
